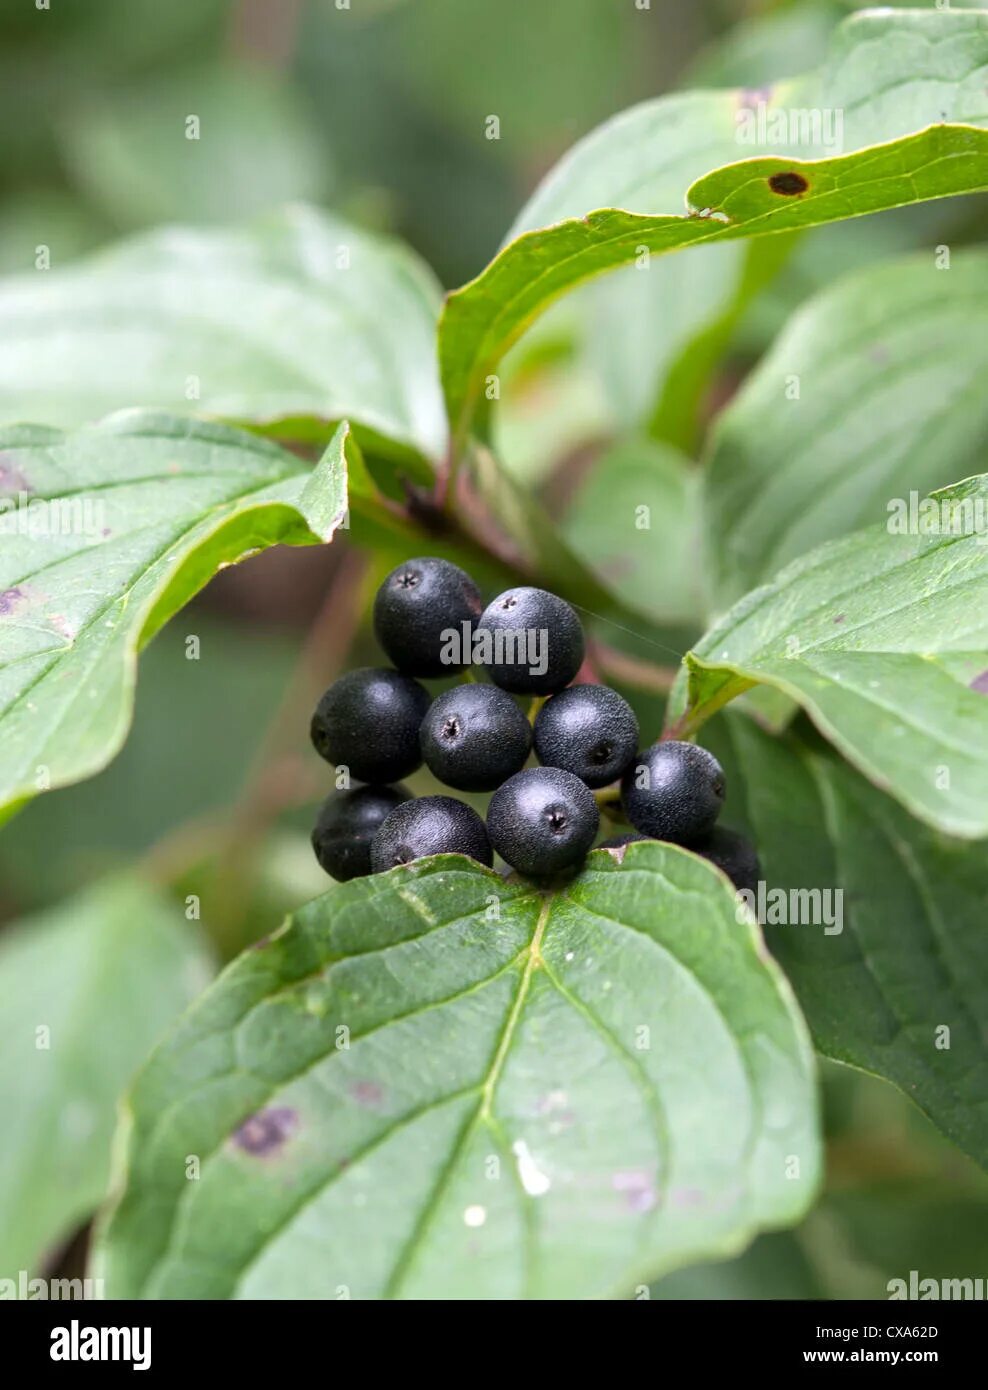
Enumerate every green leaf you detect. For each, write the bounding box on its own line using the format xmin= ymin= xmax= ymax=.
xmin=673 ymin=474 xmax=988 ymax=839
xmin=702 ymin=714 xmax=988 ymax=1169
xmin=0 ymin=412 xmax=349 ymax=821
xmin=561 ymin=437 xmax=703 ymax=625
xmin=815 ymin=1184 xmax=988 ymax=1297
xmin=560 ymin=234 xmax=796 ymax=452
xmin=0 ymin=205 xmax=446 ymax=463
xmin=642 ymin=234 xmax=799 ymax=450
xmin=96 ymin=847 xmax=819 ymax=1300
xmin=0 ymin=876 xmax=213 ymax=1275
xmin=706 ymin=249 xmax=988 ymax=606
xmin=650 ymin=1229 xmax=823 ymax=1301
xmin=60 ymin=64 xmax=329 ymax=230
xmin=440 ymin=8 xmax=988 ymax=443
xmin=686 ymin=2 xmax=841 ymax=89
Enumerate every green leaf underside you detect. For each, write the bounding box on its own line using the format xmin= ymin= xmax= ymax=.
xmin=97 ymin=846 xmax=819 ymax=1300
xmin=440 ymin=8 xmax=988 ymax=439
xmin=0 ymin=412 xmax=347 ymax=819
xmin=704 ymin=715 xmax=988 ymax=1168
xmin=561 ymin=437 xmax=703 ymax=625
xmin=706 ymin=250 xmax=988 ymax=607
xmin=0 ymin=205 xmax=446 ymax=463
xmin=676 ymin=474 xmax=988 ymax=840
xmin=0 ymin=877 xmax=212 ymax=1274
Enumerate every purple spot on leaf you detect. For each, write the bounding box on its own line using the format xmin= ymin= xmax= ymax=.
xmin=738 ymin=85 xmax=774 ymax=109
xmin=351 ymin=1080 xmax=384 ymax=1107
xmin=612 ymin=1169 xmax=657 ymax=1214
xmin=0 ymin=587 xmax=26 ymax=615
xmin=970 ymin=670 xmax=988 ymax=694
xmin=233 ymin=1107 xmax=298 ymax=1157
xmin=0 ymin=455 xmax=33 ymax=494
xmin=833 ymin=613 xmax=846 ymax=624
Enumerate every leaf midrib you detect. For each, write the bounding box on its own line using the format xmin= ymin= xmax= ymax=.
xmin=138 ymin=892 xmax=539 ymax=1297
xmin=381 ymin=894 xmax=554 ymax=1299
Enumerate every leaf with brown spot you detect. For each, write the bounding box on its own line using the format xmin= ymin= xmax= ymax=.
xmin=440 ymin=9 xmax=988 ymax=444
xmin=95 ymin=850 xmax=818 ymax=1300
xmin=767 ymin=172 xmax=808 ymax=196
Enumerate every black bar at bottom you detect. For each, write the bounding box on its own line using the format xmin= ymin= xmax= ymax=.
xmin=3 ymin=1298 xmax=979 ymax=1374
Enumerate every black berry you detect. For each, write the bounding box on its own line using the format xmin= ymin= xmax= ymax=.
xmin=694 ymin=826 xmax=760 ymax=895
xmin=311 ymin=784 xmax=411 ymax=881
xmin=370 ymin=795 xmax=493 ymax=871
xmin=373 ymin=556 xmax=482 ymax=677
xmin=310 ymin=667 xmax=429 ymax=783
xmin=534 ymin=684 xmax=638 ymax=787
xmin=476 ymin=586 xmax=584 ymax=694
xmin=420 ymin=684 xmax=532 ymax=791
xmin=487 ymin=766 xmax=599 ymax=877
xmin=621 ymin=741 xmax=726 ymax=845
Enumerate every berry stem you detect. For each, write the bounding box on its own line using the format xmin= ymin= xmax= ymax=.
xmin=662 ymin=674 xmax=755 ymax=741
xmin=433 ymin=441 xmax=463 ymax=518
xmin=591 ymin=641 xmax=680 ymax=693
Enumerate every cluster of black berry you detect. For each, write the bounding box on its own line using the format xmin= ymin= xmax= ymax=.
xmin=309 ymin=557 xmax=759 ymax=890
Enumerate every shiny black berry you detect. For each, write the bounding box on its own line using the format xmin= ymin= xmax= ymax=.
xmin=310 ymin=667 xmax=430 ymax=783
xmin=487 ymin=766 xmax=599 ymax=877
xmin=370 ymin=795 xmax=493 ymax=871
xmin=420 ymin=684 xmax=531 ymax=791
xmin=534 ymin=684 xmax=638 ymax=787
xmin=476 ymin=586 xmax=584 ymax=694
xmin=373 ymin=556 xmax=482 ymax=677
xmin=311 ymin=784 xmax=412 ymax=882
xmin=621 ymin=741 xmax=726 ymax=845
xmin=694 ymin=826 xmax=760 ymax=895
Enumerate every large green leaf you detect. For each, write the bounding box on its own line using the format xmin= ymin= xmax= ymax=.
xmin=673 ymin=474 xmax=988 ymax=839
xmin=0 ymin=412 xmax=350 ymax=822
xmin=0 ymin=876 xmax=213 ymax=1275
xmin=686 ymin=2 xmax=841 ymax=88
xmin=440 ymin=8 xmax=988 ymax=443
xmin=561 ymin=437 xmax=703 ymax=625
xmin=96 ymin=847 xmax=819 ymax=1300
xmin=702 ymin=714 xmax=988 ymax=1169
xmin=567 ymin=233 xmax=798 ymax=451
xmin=60 ymin=64 xmax=329 ymax=230
xmin=0 ymin=205 xmax=446 ymax=463
xmin=706 ymin=249 xmax=988 ymax=606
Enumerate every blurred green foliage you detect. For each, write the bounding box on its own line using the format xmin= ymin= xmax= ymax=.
xmin=2 ymin=0 xmax=986 ymax=1295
